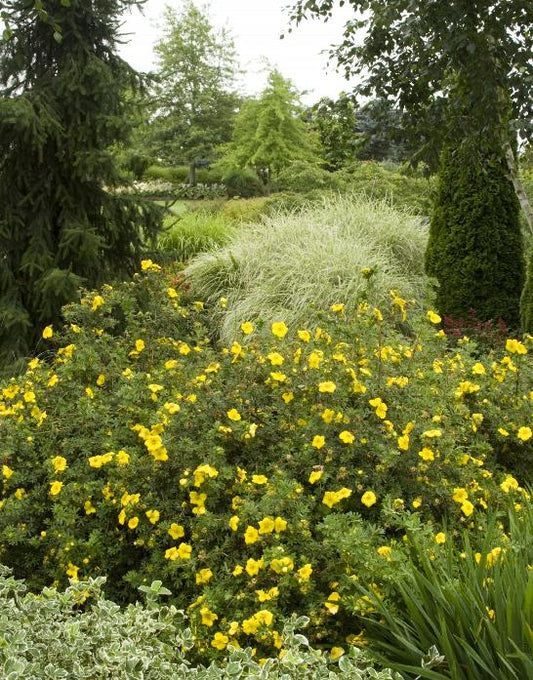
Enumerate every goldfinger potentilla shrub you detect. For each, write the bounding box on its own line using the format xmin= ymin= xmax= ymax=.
xmin=0 ymin=263 xmax=532 ymax=660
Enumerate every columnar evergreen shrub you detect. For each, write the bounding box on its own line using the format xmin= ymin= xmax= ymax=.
xmin=0 ymin=0 xmax=163 ymax=362
xmin=425 ymin=139 xmax=524 ymax=327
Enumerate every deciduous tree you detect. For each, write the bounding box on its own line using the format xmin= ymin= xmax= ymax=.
xmin=147 ymin=1 xmax=239 ymax=185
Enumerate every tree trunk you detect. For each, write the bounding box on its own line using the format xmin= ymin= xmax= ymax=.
xmin=504 ymin=142 xmax=533 ymax=236
xmin=188 ymin=161 xmax=197 ymax=187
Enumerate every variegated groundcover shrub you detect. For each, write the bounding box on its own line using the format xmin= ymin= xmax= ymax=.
xmin=0 ymin=263 xmax=531 ymax=664
xmin=0 ymin=566 xmax=401 ymax=679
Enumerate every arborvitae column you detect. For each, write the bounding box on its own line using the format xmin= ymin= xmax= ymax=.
xmin=425 ymin=137 xmax=524 ymax=328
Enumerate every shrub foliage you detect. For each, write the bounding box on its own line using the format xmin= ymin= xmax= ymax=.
xmin=0 ymin=265 xmax=532 ymax=661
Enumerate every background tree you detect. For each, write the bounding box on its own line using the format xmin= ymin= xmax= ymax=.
xmin=289 ymin=0 xmax=533 ymax=324
xmin=0 ymin=0 xmax=163 ymax=363
xmin=218 ymin=69 xmax=317 ymax=188
xmin=307 ymin=93 xmax=359 ymax=170
xmin=145 ymin=1 xmax=239 ymax=185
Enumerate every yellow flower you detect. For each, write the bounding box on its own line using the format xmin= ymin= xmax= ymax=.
xmin=323 ymin=488 xmax=352 ymax=508
xmin=282 ymin=391 xmax=294 ymax=403
xmin=369 ymin=397 xmax=387 ymax=419
xmin=135 ymin=339 xmax=145 ymax=352
xmin=177 ymin=543 xmax=192 ymax=559
xmin=312 ymin=434 xmax=326 ymax=450
xmin=244 ymin=525 xmax=260 ymax=544
xmin=42 ymin=325 xmax=53 ymax=339
xmin=274 ymin=516 xmax=287 ymax=532
xmin=271 ymin=321 xmax=288 ymax=338
xmin=339 ymin=430 xmax=355 ymax=444
xmin=145 ymin=509 xmax=160 ymax=524
xmin=256 ymin=609 xmax=275 ymax=626
xmin=270 ymin=557 xmax=294 ymax=574
xmin=418 ymin=447 xmax=435 ymax=462
xmin=245 ymin=557 xmax=264 ymax=576
xmin=297 ymin=563 xmax=313 ymax=581
xmin=361 ymin=490 xmax=377 ymax=508
xmin=228 ymin=515 xmax=240 ymax=531
xmin=318 ymin=381 xmax=336 ymax=393
xmin=241 ymin=321 xmax=254 ymax=335
xmin=258 ymin=517 xmax=275 ymax=534
xmin=472 ymin=362 xmax=486 ymax=375
xmin=412 ymin=497 xmax=422 ymax=509
xmin=50 ymin=480 xmax=63 ymax=496
xmin=377 ymin=546 xmax=392 ymax=558
xmin=167 ymin=286 xmax=178 ymax=298
xmin=298 ymin=329 xmax=311 ymax=342
xmin=116 ymin=450 xmax=130 ymax=466
xmin=422 ymin=429 xmax=442 ymax=438
xmin=140 ymin=259 xmax=161 ymax=272
xmin=168 ymin=523 xmax=185 ymax=540
xmin=397 ymin=434 xmax=409 ymax=450
xmin=461 ymin=500 xmax=474 ymax=517
xmin=14 ymin=488 xmax=26 ymax=500
xmin=91 ymin=295 xmax=105 ymax=311
xmin=517 ymin=426 xmax=532 ymax=442
xmin=2 ymin=465 xmax=13 ymax=479
xmin=52 ymin=456 xmax=67 ymax=473
xmin=84 ymin=500 xmax=96 ymax=515
xmin=128 ymin=516 xmax=139 ymax=530
xmin=267 ymin=352 xmax=284 ymax=366
xmin=66 ymin=563 xmax=79 ymax=581
xmin=426 ymin=310 xmax=442 ymax=324
xmin=255 ymin=587 xmax=279 ymax=602
xmin=227 ymin=408 xmax=241 ymax=422
xmin=453 ymin=487 xmax=468 ymax=503
xmin=233 ymin=565 xmax=244 ymax=576
xmin=324 ymin=591 xmax=341 ymax=614
xmin=505 ymin=338 xmax=527 ymax=355
xmin=200 ymin=606 xmax=218 ymax=627
xmin=308 ymin=350 xmax=323 ymax=369
xmin=435 ymin=532 xmax=446 ymax=545
xmin=330 ymin=646 xmax=345 ymax=661
xmin=309 ymin=470 xmax=323 ymax=484
xmin=196 ymin=568 xmax=213 ymax=585
xmin=330 ymin=303 xmax=344 ymax=313
xmin=96 ymin=374 xmax=105 ymax=387
xmin=252 ymin=474 xmax=268 ymax=485
xmin=500 ymin=475 xmax=519 ymax=493
xmin=211 ymin=632 xmax=229 ymax=650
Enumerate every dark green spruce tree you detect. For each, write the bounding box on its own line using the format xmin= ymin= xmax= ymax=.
xmin=0 ymin=0 xmax=163 ymax=361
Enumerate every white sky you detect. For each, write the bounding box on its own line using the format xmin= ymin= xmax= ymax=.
xmin=118 ymin=0 xmax=359 ymax=104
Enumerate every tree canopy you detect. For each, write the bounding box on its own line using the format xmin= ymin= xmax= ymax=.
xmin=218 ymin=70 xmax=317 ymax=184
xmin=144 ymin=1 xmax=239 ymax=183
xmin=289 ymin=1 xmax=533 ymax=147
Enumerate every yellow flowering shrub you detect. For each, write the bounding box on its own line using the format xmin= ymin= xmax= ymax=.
xmin=0 ymin=264 xmax=532 ymax=660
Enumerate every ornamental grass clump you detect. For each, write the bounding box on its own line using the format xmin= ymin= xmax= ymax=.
xmin=0 ymin=263 xmax=532 ymax=661
xmin=158 ymin=211 xmax=236 ymax=262
xmin=184 ymin=194 xmax=429 ymax=342
xmin=357 ymin=502 xmax=533 ymax=679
